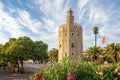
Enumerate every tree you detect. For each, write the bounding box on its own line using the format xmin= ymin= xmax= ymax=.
xmin=16 ymin=36 xmax=34 ymax=73
xmin=33 ymin=41 xmax=48 ymax=63
xmin=106 ymin=43 xmax=120 ymax=63
xmin=86 ymin=46 xmax=102 ymax=61
xmin=5 ymin=38 xmax=17 ymax=62
xmin=48 ymin=48 xmax=58 ymax=62
xmin=0 ymin=44 xmax=4 ymax=64
xmin=6 ymin=36 xmax=34 ymax=73
xmin=1 ymin=36 xmax=49 ymax=73
xmin=93 ymin=26 xmax=99 ymax=47
xmin=93 ymin=26 xmax=99 ymax=61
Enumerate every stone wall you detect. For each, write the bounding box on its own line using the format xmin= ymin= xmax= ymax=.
xmin=58 ymin=9 xmax=83 ymax=62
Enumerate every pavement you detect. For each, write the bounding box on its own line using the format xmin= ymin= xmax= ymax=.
xmin=0 ymin=63 xmax=48 ymax=80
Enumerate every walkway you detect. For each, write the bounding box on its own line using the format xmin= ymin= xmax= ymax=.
xmin=0 ymin=63 xmax=48 ymax=80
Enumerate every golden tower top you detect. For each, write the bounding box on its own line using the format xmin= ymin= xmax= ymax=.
xmin=66 ymin=8 xmax=74 ymax=24
xmin=67 ymin=8 xmax=73 ymax=16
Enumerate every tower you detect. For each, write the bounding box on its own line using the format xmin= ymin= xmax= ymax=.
xmin=58 ymin=8 xmax=83 ymax=62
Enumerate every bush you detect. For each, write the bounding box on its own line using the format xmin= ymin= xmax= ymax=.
xmin=29 ymin=57 xmax=120 ymax=80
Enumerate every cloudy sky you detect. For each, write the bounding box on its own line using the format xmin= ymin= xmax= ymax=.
xmin=0 ymin=0 xmax=120 ymax=50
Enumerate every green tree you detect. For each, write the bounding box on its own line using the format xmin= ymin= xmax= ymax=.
xmin=0 ymin=44 xmax=4 ymax=64
xmin=33 ymin=41 xmax=48 ymax=63
xmin=106 ymin=43 xmax=120 ymax=63
xmin=5 ymin=38 xmax=19 ymax=71
xmin=93 ymin=26 xmax=99 ymax=61
xmin=6 ymin=36 xmax=34 ymax=73
xmin=16 ymin=36 xmax=34 ymax=73
xmin=86 ymin=46 xmax=102 ymax=61
xmin=1 ymin=36 xmax=48 ymax=73
xmin=5 ymin=38 xmax=17 ymax=62
xmin=0 ymin=44 xmax=7 ymax=70
xmin=93 ymin=26 xmax=99 ymax=47
xmin=48 ymin=48 xmax=58 ymax=62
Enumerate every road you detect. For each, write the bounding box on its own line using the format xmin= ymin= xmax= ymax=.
xmin=0 ymin=63 xmax=48 ymax=80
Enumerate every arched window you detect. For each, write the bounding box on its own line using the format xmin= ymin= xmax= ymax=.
xmin=59 ymin=44 xmax=61 ymax=48
xmin=72 ymin=53 xmax=74 ymax=55
xmin=71 ymin=43 xmax=74 ymax=48
xmin=65 ymin=34 xmax=67 ymax=36
xmin=72 ymin=33 xmax=73 ymax=36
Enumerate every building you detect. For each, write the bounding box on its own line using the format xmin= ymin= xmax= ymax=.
xmin=58 ymin=8 xmax=83 ymax=62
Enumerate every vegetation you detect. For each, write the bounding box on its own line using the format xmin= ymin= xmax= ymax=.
xmin=0 ymin=36 xmax=48 ymax=73
xmin=85 ymin=46 xmax=102 ymax=62
xmin=29 ymin=57 xmax=120 ymax=80
xmin=85 ymin=43 xmax=120 ymax=64
xmin=48 ymin=48 xmax=58 ymax=62
xmin=106 ymin=43 xmax=120 ymax=63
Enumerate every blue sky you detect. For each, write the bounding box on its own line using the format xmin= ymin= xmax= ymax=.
xmin=0 ymin=0 xmax=120 ymax=50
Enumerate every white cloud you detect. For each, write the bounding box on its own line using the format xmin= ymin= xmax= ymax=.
xmin=0 ymin=1 xmax=60 ymax=49
xmin=17 ymin=10 xmax=41 ymax=34
xmin=0 ymin=0 xmax=120 ymax=50
xmin=0 ymin=2 xmax=39 ymax=43
xmin=89 ymin=6 xmax=109 ymax=25
xmin=0 ymin=6 xmax=24 ymax=38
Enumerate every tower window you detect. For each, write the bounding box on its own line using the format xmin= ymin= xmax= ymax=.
xmin=65 ymin=34 xmax=67 ymax=36
xmin=71 ymin=43 xmax=74 ymax=48
xmin=72 ymin=53 xmax=74 ymax=55
xmin=78 ymin=34 xmax=79 ymax=36
xmin=72 ymin=33 xmax=73 ymax=36
xmin=59 ymin=44 xmax=61 ymax=48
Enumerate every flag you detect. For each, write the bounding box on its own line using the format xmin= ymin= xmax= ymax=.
xmin=102 ymin=36 xmax=106 ymax=44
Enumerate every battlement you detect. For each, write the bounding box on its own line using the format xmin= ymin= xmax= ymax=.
xmin=74 ymin=23 xmax=82 ymax=27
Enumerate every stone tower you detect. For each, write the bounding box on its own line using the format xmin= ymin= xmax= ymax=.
xmin=58 ymin=8 xmax=83 ymax=62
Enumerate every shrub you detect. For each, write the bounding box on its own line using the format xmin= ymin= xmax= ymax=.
xmin=29 ymin=57 xmax=120 ymax=80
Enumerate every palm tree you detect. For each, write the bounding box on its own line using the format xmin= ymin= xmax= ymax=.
xmin=93 ymin=26 xmax=99 ymax=47
xmin=86 ymin=46 xmax=102 ymax=61
xmin=106 ymin=43 xmax=120 ymax=63
xmin=93 ymin=26 xmax=99 ymax=61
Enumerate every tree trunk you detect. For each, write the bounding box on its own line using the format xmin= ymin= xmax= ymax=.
xmin=114 ymin=52 xmax=118 ymax=63
xmin=16 ymin=61 xmax=19 ymax=72
xmin=93 ymin=54 xmax=97 ymax=61
xmin=93 ymin=34 xmax=97 ymax=61
xmin=95 ymin=34 xmax=97 ymax=47
xmin=20 ymin=59 xmax=24 ymax=73
xmin=3 ymin=54 xmax=6 ymax=70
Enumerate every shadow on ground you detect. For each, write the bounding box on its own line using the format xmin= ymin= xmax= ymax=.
xmin=0 ymin=64 xmax=40 ymax=80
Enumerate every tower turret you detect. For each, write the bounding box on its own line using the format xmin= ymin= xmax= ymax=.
xmin=66 ymin=8 xmax=74 ymax=24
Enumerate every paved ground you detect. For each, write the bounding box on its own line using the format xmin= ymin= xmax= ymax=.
xmin=0 ymin=63 xmax=48 ymax=80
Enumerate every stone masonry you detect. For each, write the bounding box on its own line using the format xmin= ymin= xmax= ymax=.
xmin=58 ymin=8 xmax=83 ymax=62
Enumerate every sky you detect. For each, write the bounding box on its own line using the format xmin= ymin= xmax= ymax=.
xmin=0 ymin=0 xmax=120 ymax=50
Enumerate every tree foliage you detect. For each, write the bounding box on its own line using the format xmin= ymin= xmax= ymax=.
xmin=0 ymin=36 xmax=48 ymax=73
xmin=33 ymin=41 xmax=48 ymax=62
xmin=86 ymin=46 xmax=102 ymax=61
xmin=85 ymin=43 xmax=120 ymax=64
xmin=105 ymin=43 xmax=120 ymax=63
xmin=48 ymin=48 xmax=58 ymax=62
